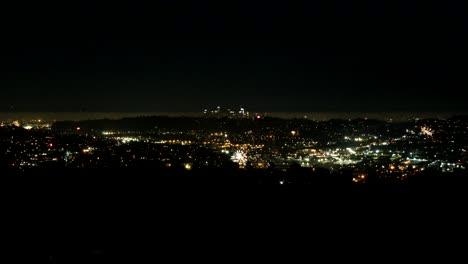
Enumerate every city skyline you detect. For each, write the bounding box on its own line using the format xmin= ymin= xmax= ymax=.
xmin=2 ymin=109 xmax=468 ymax=124
xmin=3 ymin=2 xmax=467 ymax=261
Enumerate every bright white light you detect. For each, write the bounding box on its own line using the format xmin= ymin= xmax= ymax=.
xmin=346 ymin=148 xmax=356 ymax=154
xmin=231 ymin=150 xmax=247 ymax=167
xmin=120 ymin=137 xmax=139 ymax=143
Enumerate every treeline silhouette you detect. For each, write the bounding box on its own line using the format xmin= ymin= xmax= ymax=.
xmin=51 ymin=115 xmax=393 ymax=133
xmin=53 ymin=116 xmax=266 ymax=132
xmin=52 ymin=114 xmax=468 ymax=132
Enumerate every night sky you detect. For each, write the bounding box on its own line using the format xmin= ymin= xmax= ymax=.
xmin=1 ymin=1 xmax=467 ymax=113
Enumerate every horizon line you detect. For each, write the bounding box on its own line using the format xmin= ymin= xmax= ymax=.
xmin=1 ymin=110 xmax=467 ymax=122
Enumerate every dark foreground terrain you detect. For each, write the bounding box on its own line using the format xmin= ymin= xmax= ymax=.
xmin=2 ymin=166 xmax=467 ymax=262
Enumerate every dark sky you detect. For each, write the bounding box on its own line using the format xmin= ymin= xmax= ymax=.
xmin=1 ymin=1 xmax=467 ymax=112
